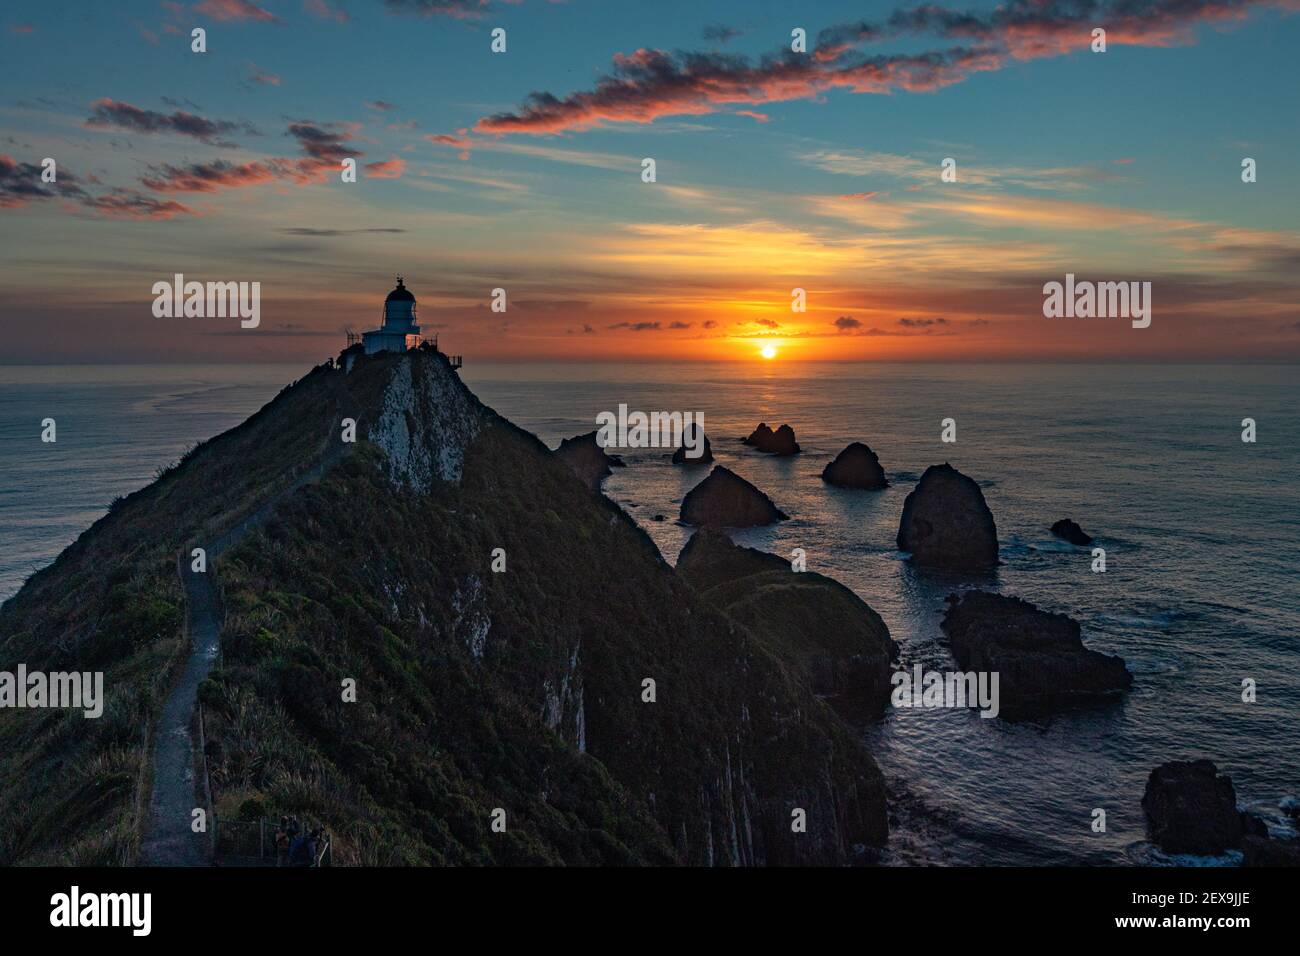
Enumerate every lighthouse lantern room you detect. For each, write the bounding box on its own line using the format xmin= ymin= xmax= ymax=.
xmin=362 ymin=276 xmax=422 ymax=355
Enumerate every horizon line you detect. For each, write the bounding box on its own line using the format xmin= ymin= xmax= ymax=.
xmin=3 ymin=358 xmax=1299 ymax=368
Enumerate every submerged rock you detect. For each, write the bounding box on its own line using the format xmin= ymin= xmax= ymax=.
xmin=554 ymin=431 xmax=623 ymax=490
xmin=896 ymin=463 xmax=998 ymax=571
xmin=743 ymin=422 xmax=800 ymax=456
xmin=941 ymin=590 xmax=1132 ymax=718
xmin=1142 ymin=760 xmax=1250 ymax=855
xmin=821 ymin=442 xmax=887 ymax=490
xmin=1051 ymin=518 xmax=1093 ymax=546
xmin=671 ymin=423 xmax=713 ymax=464
xmin=679 ymin=530 xmax=897 ymax=716
xmin=680 ymin=466 xmax=788 ymax=528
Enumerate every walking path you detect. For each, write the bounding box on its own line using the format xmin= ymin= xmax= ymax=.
xmin=138 ymin=382 xmax=355 ymax=866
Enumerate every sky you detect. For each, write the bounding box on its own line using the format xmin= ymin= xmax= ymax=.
xmin=1 ymin=0 xmax=1298 ymax=364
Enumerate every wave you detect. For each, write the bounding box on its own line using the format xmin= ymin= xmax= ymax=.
xmin=1242 ymin=796 xmax=1299 ymax=839
xmin=1025 ymin=539 xmax=1079 ymax=553
xmin=1125 ymin=842 xmax=1242 ymax=867
xmin=1122 ymin=653 xmax=1183 ymax=676
xmin=1096 ymin=610 xmax=1188 ymax=629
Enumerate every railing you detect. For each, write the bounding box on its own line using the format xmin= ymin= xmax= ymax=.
xmin=406 ymin=336 xmax=463 ymax=368
xmin=197 ymin=703 xmax=218 ymax=860
xmin=215 ymin=818 xmax=332 ymax=867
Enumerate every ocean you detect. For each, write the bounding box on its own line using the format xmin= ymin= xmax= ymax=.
xmin=2 ymin=361 xmax=1297 ymax=865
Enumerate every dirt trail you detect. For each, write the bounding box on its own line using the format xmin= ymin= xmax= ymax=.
xmin=138 ymin=379 xmax=356 ymax=866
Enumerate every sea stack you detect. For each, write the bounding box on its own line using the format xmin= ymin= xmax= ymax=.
xmin=743 ymin=422 xmax=800 ymax=456
xmin=1141 ymin=760 xmax=1252 ymax=855
xmin=671 ymin=423 xmax=713 ymax=464
xmin=941 ymin=591 xmax=1132 ymax=718
xmin=821 ymin=442 xmax=887 ymax=490
xmin=1050 ymin=518 xmax=1093 ymax=545
xmin=554 ymin=432 xmax=623 ymax=490
xmin=896 ymin=463 xmax=998 ymax=570
xmin=680 ymin=466 xmax=788 ymax=527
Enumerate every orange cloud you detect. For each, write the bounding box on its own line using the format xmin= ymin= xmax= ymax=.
xmin=473 ymin=1 xmax=1292 ymax=135
xmin=475 ymin=46 xmax=1004 ymax=135
xmin=364 ymin=156 xmax=407 ymax=179
xmin=194 ymin=0 xmax=281 ymax=23
xmin=141 ymin=160 xmax=280 ymax=192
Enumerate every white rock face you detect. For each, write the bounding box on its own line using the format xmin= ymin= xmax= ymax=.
xmin=451 ymin=574 xmax=491 ymax=661
xmin=370 ymin=356 xmax=482 ymax=491
xmin=541 ymin=641 xmax=585 ymax=752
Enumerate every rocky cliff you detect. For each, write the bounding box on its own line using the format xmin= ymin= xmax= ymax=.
xmin=0 ymin=350 xmax=889 ymax=866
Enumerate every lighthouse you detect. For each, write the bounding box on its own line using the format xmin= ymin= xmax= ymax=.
xmin=362 ymin=277 xmax=423 ymax=355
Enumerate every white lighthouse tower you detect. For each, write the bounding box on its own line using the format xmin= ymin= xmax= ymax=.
xmin=362 ymin=276 xmax=422 ymax=355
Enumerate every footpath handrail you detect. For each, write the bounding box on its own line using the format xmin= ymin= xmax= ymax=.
xmin=213 ymin=818 xmax=332 ymax=867
xmin=196 ymin=700 xmax=218 ymax=859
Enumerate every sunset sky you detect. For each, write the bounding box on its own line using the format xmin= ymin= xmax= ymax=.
xmin=2 ymin=0 xmax=1298 ymax=363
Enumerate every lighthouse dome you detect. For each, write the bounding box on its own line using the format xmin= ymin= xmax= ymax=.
xmin=386 ymin=277 xmax=416 ymax=303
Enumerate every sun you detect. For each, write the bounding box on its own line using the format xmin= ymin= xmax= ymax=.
xmin=760 ymin=345 xmax=778 ymax=360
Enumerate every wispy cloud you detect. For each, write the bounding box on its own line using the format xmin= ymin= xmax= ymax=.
xmin=823 ymin=0 xmax=1281 ymax=59
xmin=304 ymin=0 xmax=350 ymax=23
xmin=280 ymin=227 xmax=407 ymax=236
xmin=364 ymin=156 xmax=406 ymax=179
xmin=383 ymin=0 xmax=490 ymax=20
xmin=1 ymin=155 xmax=195 ymax=220
xmin=85 ymin=98 xmax=258 ymax=146
xmin=798 ymin=147 xmax=1131 ymax=191
xmin=0 ymin=155 xmax=85 ymax=208
xmin=702 ymin=23 xmax=741 ymax=44
xmin=139 ymin=119 xmax=366 ymax=192
xmin=248 ymin=63 xmax=281 ymax=86
xmin=194 ymin=0 xmax=282 ymax=24
xmin=473 ymin=1 xmax=1292 ymax=135
xmin=80 ymin=189 xmax=195 ymax=220
xmin=473 ymin=46 xmax=1005 ymax=135
xmin=141 ymin=159 xmax=279 ymax=192
xmin=607 ymin=321 xmax=663 ymax=331
xmin=427 ymin=132 xmax=635 ymax=170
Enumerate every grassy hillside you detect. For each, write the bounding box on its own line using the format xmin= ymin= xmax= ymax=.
xmin=1 ymin=351 xmax=890 ymax=865
xmin=0 ymin=362 xmax=351 ymax=864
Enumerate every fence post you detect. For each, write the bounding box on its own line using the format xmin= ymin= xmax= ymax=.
xmin=196 ymin=703 xmax=217 ymax=861
xmin=259 ymin=820 xmax=265 ymax=859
